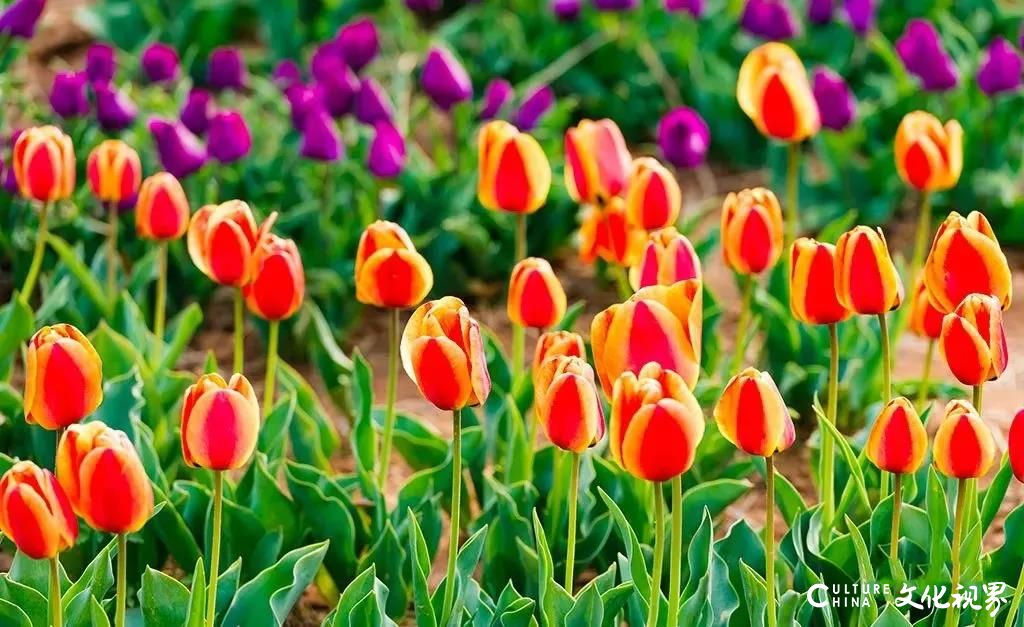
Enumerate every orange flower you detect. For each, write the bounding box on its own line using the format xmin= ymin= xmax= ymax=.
xmin=609 ymin=363 xmax=704 ymax=482
xmin=86 ymin=139 xmax=142 ymax=203
xmin=923 ymin=211 xmax=1012 ymax=313
xmin=865 ymin=397 xmax=928 ymax=474
xmin=933 ymin=400 xmax=996 ymax=479
xmin=355 ymin=220 xmax=434 ymax=309
xmin=477 ymin=121 xmax=551 ymax=214
xmin=12 ymin=125 xmax=75 ymax=202
xmin=564 ymin=119 xmax=632 ymax=205
xmin=187 ymin=200 xmax=277 ymax=287
xmin=591 ymin=279 xmax=702 ymax=396
xmin=894 ymin=111 xmax=963 ymax=192
xmin=721 ymin=188 xmax=784 ymax=275
xmin=534 ymin=355 xmax=605 ymax=452
xmin=136 ymin=172 xmax=190 ymax=241
xmin=1010 ymin=409 xmax=1024 ymax=483
xmin=181 ymin=373 xmax=260 ymax=470
xmin=24 ymin=324 xmax=103 ymax=430
xmin=507 ymin=257 xmax=566 ymax=329
xmin=578 ymin=197 xmax=646 ymax=267
xmin=629 ymin=226 xmax=701 ymax=290
xmin=714 ymin=368 xmax=795 ymax=457
xmin=736 ymin=43 xmax=820 ymax=142
xmin=0 ymin=461 xmax=78 ymax=559
xmin=835 ymin=226 xmax=903 ymax=315
xmin=789 ymin=238 xmax=850 ymax=325
xmin=57 ymin=422 xmax=154 ymax=534
xmin=244 ymin=235 xmax=304 ymax=321
xmin=401 ymin=297 xmax=491 ymax=411
xmin=939 ymin=294 xmax=1008 ymax=386
xmin=533 ymin=330 xmax=586 ymax=375
xmin=624 ymin=157 xmax=681 ymax=230
xmin=908 ymin=275 xmax=944 ymax=340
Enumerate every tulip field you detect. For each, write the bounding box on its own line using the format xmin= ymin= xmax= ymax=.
xmin=2 ymin=0 xmax=1024 ymax=626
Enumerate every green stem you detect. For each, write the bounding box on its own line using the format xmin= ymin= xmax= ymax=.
xmin=515 ymin=213 xmax=527 ymax=261
xmin=20 ymin=201 xmax=50 ymax=304
xmin=441 ymin=408 xmax=463 ymax=625
xmin=646 ymin=483 xmax=665 ymax=627
xmin=879 ymin=313 xmax=892 ymax=402
xmin=911 ymin=191 xmax=932 ymax=277
xmin=377 ymin=308 xmax=400 ymax=491
xmin=564 ymin=452 xmax=581 ymax=592
xmin=890 ymin=473 xmax=902 ymax=565
xmin=107 ymin=201 xmax=118 ymax=301
xmin=667 ymin=476 xmax=684 ymax=627
xmin=945 ymin=478 xmax=967 ymax=627
xmin=151 ymin=242 xmax=168 ymax=367
xmin=233 ymin=288 xmax=244 ymax=375
xmin=614 ymin=265 xmax=632 ymax=300
xmin=731 ymin=275 xmax=755 ymax=375
xmin=1003 ymin=560 xmax=1024 ymax=627
xmin=916 ymin=339 xmax=935 ymax=410
xmin=785 ymin=142 xmax=801 ymax=250
xmin=263 ymin=320 xmax=280 ymax=411
xmin=821 ymin=323 xmax=839 ymax=533
xmin=766 ymin=455 xmax=777 ymax=627
xmin=450 ymin=110 xmax=460 ymax=171
xmin=206 ymin=471 xmax=224 ymax=627
xmin=512 ymin=324 xmax=525 ymax=382
xmin=49 ymin=556 xmax=62 ymax=627
xmin=115 ymin=534 xmax=127 ymax=627
xmin=973 ymin=384 xmax=983 ymax=414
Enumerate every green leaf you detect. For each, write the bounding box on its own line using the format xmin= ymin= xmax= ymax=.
xmin=0 ymin=297 xmax=34 ymax=361
xmin=408 ymin=511 xmax=437 ymax=627
xmin=89 ymin=596 xmax=110 ymax=627
xmin=284 ymin=461 xmax=359 ymax=586
xmin=871 ymin=604 xmax=913 ymax=626
xmin=844 ymin=517 xmax=879 ymax=624
xmin=565 ymin=578 xmax=603 ymax=626
xmin=139 ymin=567 xmax=189 ymax=627
xmin=0 ymin=598 xmax=31 ymax=627
xmin=680 ymin=478 xmax=751 ymax=536
xmin=598 ymin=488 xmax=650 ymax=603
xmin=925 ymin=468 xmax=951 ymax=583
xmin=739 ymin=561 xmax=768 ymax=627
xmin=0 ymin=575 xmax=47 ymax=627
xmin=751 ymin=457 xmax=806 ymax=527
xmin=62 ymin=537 xmax=116 ymax=625
xmin=533 ymin=510 xmax=574 ymax=627
xmin=350 ymin=351 xmax=379 ymax=497
xmin=259 ymin=393 xmax=297 ymax=461
xmin=157 ymin=303 xmax=204 ymax=373
xmin=220 ymin=541 xmax=329 ymax=627
xmin=814 ymin=403 xmax=870 ymax=511
xmin=981 ymin=456 xmax=1013 ymax=535
xmin=556 ymin=301 xmax=586 ymax=333
xmin=356 ymin=522 xmax=407 ymax=619
xmin=46 ymin=233 xmax=113 ymax=317
xmin=185 ymin=559 xmax=206 ymax=627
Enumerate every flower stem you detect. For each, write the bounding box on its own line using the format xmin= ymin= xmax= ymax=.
xmin=945 ymin=478 xmax=967 ymax=627
xmin=512 ymin=213 xmax=527 ymax=381
xmin=206 ymin=471 xmax=224 ymax=627
xmin=151 ymin=242 xmax=168 ymax=367
xmin=646 ymin=483 xmax=665 ymax=627
xmin=515 ymin=213 xmax=527 ymax=262
xmin=564 ymin=452 xmax=581 ymax=592
xmin=107 ymin=200 xmax=118 ymax=301
xmin=233 ymin=288 xmax=244 ymax=375
xmin=878 ymin=313 xmax=892 ymax=402
xmin=441 ymin=408 xmax=463 ymax=625
xmin=263 ymin=320 xmax=280 ymax=411
xmin=20 ymin=201 xmax=50 ymax=304
xmin=1003 ymin=560 xmax=1024 ymax=627
xmin=911 ymin=191 xmax=932 ymax=277
xmin=890 ymin=473 xmax=902 ymax=565
xmin=766 ymin=455 xmax=777 ymax=627
xmin=377 ymin=308 xmax=400 ymax=491
xmin=821 ymin=323 xmax=839 ymax=533
xmin=785 ymin=142 xmax=801 ymax=250
xmin=667 ymin=476 xmax=684 ymax=627
xmin=916 ymin=339 xmax=935 ymax=410
xmin=731 ymin=274 xmax=755 ymax=375
xmin=614 ymin=265 xmax=632 ymax=300
xmin=116 ymin=534 xmax=127 ymax=627
xmin=973 ymin=384 xmax=983 ymax=413
xmin=49 ymin=556 xmax=62 ymax=627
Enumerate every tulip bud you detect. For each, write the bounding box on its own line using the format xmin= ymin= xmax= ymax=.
xmin=564 ymin=119 xmax=631 ymax=205
xmin=356 ymin=221 xmax=433 ymax=309
xmin=421 ymin=46 xmax=473 ymax=111
xmin=181 ymin=373 xmax=260 ymax=470
xmin=923 ymin=211 xmax=1012 ymax=313
xmin=187 ymin=200 xmax=277 ymax=287
xmin=533 ymin=330 xmax=586 ymax=375
xmin=789 ymin=238 xmax=849 ymax=325
xmin=273 ymin=60 xmax=303 ymax=92
xmin=933 ymin=400 xmax=995 ymax=479
xmin=50 ymin=72 xmax=89 ymax=119
xmin=534 ymin=356 xmax=605 ymax=452
xmin=355 ymin=78 xmax=394 ymax=124
xmin=405 ymin=0 xmax=441 ymax=14
xmin=630 ymin=227 xmax=701 ymax=290
xmin=908 ymin=275 xmax=943 ymax=339
xmin=979 ymin=38 xmax=1022 ymax=97
xmin=834 ymin=226 xmax=903 ymax=315
xmin=207 ymin=46 xmax=247 ymax=91
xmin=300 ymin=105 xmax=344 ymax=162
xmin=939 ymin=294 xmax=1008 ymax=387
xmin=0 ymin=0 xmax=44 ymax=38
xmin=401 ymin=297 xmax=492 ymax=411
xmin=87 ymin=139 xmax=142 ymax=204
xmin=319 ymin=65 xmax=359 ymax=118
xmin=737 ymin=42 xmax=820 ymax=142
xmin=894 ymin=111 xmax=963 ymax=192
xmin=57 ymin=423 xmax=154 ymax=534
xmin=896 ymin=19 xmax=958 ymax=92
xmin=93 ymin=82 xmax=138 ymax=132
xmin=338 ymin=18 xmax=379 ymax=72
xmin=0 ymin=462 xmax=78 ymax=559
xmin=594 ymin=0 xmax=637 ymax=10
xmin=136 ymin=172 xmax=190 ymax=241
xmin=180 ymin=88 xmax=212 ymax=136
xmin=480 ymin=79 xmax=513 ymax=120
xmin=624 ymin=158 xmax=681 ymax=230
xmin=714 ymin=367 xmax=795 ymax=457
xmin=657 ymin=107 xmax=710 ymax=169
xmin=311 ymin=41 xmax=345 ymax=84
xmin=721 ymin=187 xmax=784 ymax=275
xmin=244 ymin=235 xmax=305 ymax=321
xmin=148 ymin=118 xmax=208 ymax=179
xmin=477 ymin=120 xmax=552 ymax=215
xmin=551 ymin=0 xmax=581 ymax=20
xmin=207 ymin=110 xmax=252 ymax=164
xmin=844 ymin=0 xmax=874 ymax=35
xmin=86 ymin=43 xmax=116 ymax=83
xmin=740 ymin=0 xmax=799 ymax=40
xmin=24 ymin=324 xmax=103 ymax=431
xmin=812 ymin=67 xmax=856 ymax=131
xmin=578 ymin=197 xmax=647 ymax=267
xmin=13 ymin=125 xmax=75 ymax=202
xmin=807 ymin=0 xmax=833 ymax=24
xmin=368 ymin=121 xmax=407 ymax=179
xmin=141 ymin=42 xmax=180 ymax=84
xmin=610 ymin=363 xmax=705 ymax=481
xmin=664 ymin=0 xmax=704 ymax=17
xmin=865 ymin=397 xmax=928 ymax=474
xmin=508 ymin=258 xmax=567 ymax=329
xmin=592 ymin=280 xmax=702 ymax=396
xmin=512 ymin=85 xmax=554 ymax=132
xmin=1009 ymin=409 xmax=1024 ymax=483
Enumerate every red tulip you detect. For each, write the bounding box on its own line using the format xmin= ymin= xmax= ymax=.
xmin=0 ymin=461 xmax=78 ymax=559
xmin=181 ymin=373 xmax=260 ymax=470
xmin=86 ymin=139 xmax=141 ymax=203
xmin=1010 ymin=409 xmax=1024 ymax=483
xmin=534 ymin=355 xmax=605 ymax=452
xmin=624 ymin=157 xmax=681 ymax=230
xmin=714 ymin=368 xmax=795 ymax=457
xmin=244 ymin=234 xmax=305 ymax=320
xmin=24 ymin=324 xmax=104 ymax=430
xmin=507 ymin=257 xmax=566 ymax=329
xmin=865 ymin=397 xmax=928 ymax=474
xmin=12 ymin=125 xmax=75 ymax=202
xmin=187 ymin=200 xmax=277 ymax=287
xmin=933 ymin=400 xmax=996 ymax=479
xmin=939 ymin=294 xmax=1008 ymax=386
xmin=136 ymin=172 xmax=190 ymax=241
xmin=789 ymin=237 xmax=850 ymax=325
xmin=835 ymin=226 xmax=903 ymax=315
xmin=532 ymin=330 xmax=586 ymax=375
xmin=629 ymin=227 xmax=701 ymax=290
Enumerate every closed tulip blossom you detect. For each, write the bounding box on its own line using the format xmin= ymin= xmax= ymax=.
xmin=477 ymin=120 xmax=552 ymax=217
xmin=508 ymin=257 xmax=567 ymax=330
xmin=578 ymin=197 xmax=647 ymax=271
xmin=93 ymin=82 xmax=138 ymax=132
xmin=551 ymin=0 xmax=582 ymax=20
xmin=789 ymin=238 xmax=849 ymax=326
xmin=512 ymin=85 xmax=554 ymax=131
xmin=368 ymin=121 xmax=407 ymax=178
xmin=141 ymin=42 xmax=180 ymax=83
xmin=207 ymin=110 xmax=252 ymax=164
xmin=564 ymin=118 xmax=632 ymax=205
xmin=978 ymin=37 xmax=1022 ymax=96
xmin=664 ymin=0 xmax=704 ymax=17
xmin=844 ymin=0 xmax=874 ymax=34
xmin=630 ymin=227 xmax=701 ymax=290
xmin=721 ymin=187 xmax=784 ymax=275
xmin=337 ymin=18 xmax=379 ymax=72
xmin=273 ymin=60 xmax=303 ymax=91
xmin=657 ymin=107 xmax=710 ymax=169
xmin=207 ymin=46 xmax=247 ymax=91
xmin=939 ymin=294 xmax=1008 ymax=387
xmin=148 ymin=118 xmax=208 ymax=179
xmin=0 ymin=462 xmax=78 ymax=560
xmin=0 ymin=0 xmax=45 ymax=38
xmin=894 ymin=111 xmax=963 ymax=192
xmin=737 ymin=42 xmax=819 ymax=143
xmin=24 ymin=324 xmax=103 ymax=430
xmin=406 ymin=0 xmax=441 ymax=13
xmin=12 ymin=125 xmax=75 ymax=202
xmin=300 ymin=105 xmax=344 ymax=162
xmin=421 ymin=46 xmax=473 ymax=111
xmin=480 ymin=79 xmax=513 ymax=120
xmin=594 ymin=0 xmax=637 ymax=10
xmin=50 ymin=72 xmax=89 ymax=119
xmin=812 ymin=67 xmax=855 ymax=131
xmin=624 ymin=157 xmax=681 ymax=230
xmin=355 ymin=78 xmax=394 ymax=124
xmin=535 ymin=355 xmax=605 ymax=453
xmin=533 ymin=330 xmax=586 ymax=374
xmin=86 ymin=43 xmax=116 ymax=83
xmin=136 ymin=172 xmax=190 ymax=242
xmin=311 ymin=41 xmax=345 ymax=83
xmin=86 ymin=139 xmax=141 ymax=204
xmin=740 ymin=0 xmax=799 ymax=41
xmin=180 ymin=88 xmax=212 ymax=136
xmin=933 ymin=400 xmax=995 ymax=480
xmin=355 ymin=220 xmax=434 ymax=310
xmin=896 ymin=19 xmax=958 ymax=91
xmin=924 ymin=211 xmax=1012 ymax=313
xmin=319 ymin=65 xmax=360 ymax=117
xmin=807 ymin=0 xmax=832 ymax=23
xmin=1011 ymin=410 xmax=1024 ymax=483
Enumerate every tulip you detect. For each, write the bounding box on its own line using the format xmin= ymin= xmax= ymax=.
xmin=578 ymin=197 xmax=647 ymax=277
xmin=534 ymin=355 xmax=605 ymax=453
xmin=0 ymin=0 xmax=44 ymax=38
xmin=896 ymin=19 xmax=958 ymax=92
xmin=939 ymin=294 xmax=1007 ymax=389
xmin=141 ymin=42 xmax=179 ymax=83
xmin=630 ymin=227 xmax=701 ymax=290
xmin=923 ymin=211 xmax=1012 ymax=313
xmin=300 ymin=105 xmax=344 ymax=162
xmin=844 ymin=0 xmax=874 ymax=34
xmin=319 ymin=65 xmax=359 ymax=118
xmin=287 ymin=84 xmax=321 ymax=129
xmin=207 ymin=110 xmax=252 ymax=164
xmin=740 ymin=0 xmax=799 ymax=41
xmin=421 ymin=46 xmax=473 ymax=112
xmin=311 ymin=41 xmax=345 ymax=83
xmin=551 ymin=0 xmax=581 ymax=20
xmin=1007 ymin=409 xmax=1024 ymax=627
xmin=664 ymin=0 xmax=704 ymax=17
xmin=624 ymin=158 xmax=680 ymax=230
xmin=508 ymin=256 xmax=567 ymax=329
xmin=406 ymin=0 xmax=441 ymax=13
xmin=564 ymin=118 xmax=631 ymax=205
xmin=480 ymin=79 xmax=513 ymax=120
xmin=477 ymin=121 xmax=551 ymax=220
xmin=933 ymin=398 xmax=995 ymax=479
xmin=812 ymin=67 xmax=855 ymax=131
xmin=273 ymin=60 xmax=303 ymax=91
xmin=93 ymin=82 xmax=138 ymax=132
xmin=25 ymin=323 xmax=103 ymax=432
xmin=721 ymin=187 xmax=784 ymax=275
xmin=1 ymin=161 xmax=17 ymax=196
xmin=807 ymin=0 xmax=832 ymax=23
xmin=88 ymin=139 xmax=142 ymax=298
xmin=207 ymin=46 xmax=247 ymax=91
xmin=86 ymin=43 xmax=116 ymax=83
xmin=978 ymin=37 xmax=1022 ymax=96
xmin=368 ymin=121 xmax=407 ymax=179
xmin=594 ymin=0 xmax=637 ymax=10
xmin=533 ymin=330 xmax=586 ymax=375
xmin=512 ymin=85 xmax=554 ymax=131
xmin=148 ymin=118 xmax=208 ymax=179
xmin=355 ymin=78 xmax=394 ymax=124
xmin=180 ymin=88 xmax=212 ymax=136
xmin=49 ymin=72 xmax=89 ymax=119
xmin=338 ymin=18 xmax=379 ymax=72
xmin=657 ymin=107 xmax=710 ymax=169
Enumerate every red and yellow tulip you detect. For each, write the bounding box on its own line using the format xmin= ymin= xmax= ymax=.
xmin=933 ymin=400 xmax=996 ymax=479
xmin=939 ymin=294 xmax=1008 ymax=386
xmin=1010 ymin=409 xmax=1024 ymax=483
xmin=721 ymin=188 xmax=784 ymax=275
xmin=894 ymin=111 xmax=963 ymax=192
xmin=187 ymin=200 xmax=277 ymax=287
xmin=624 ymin=157 xmax=681 ymax=230
xmin=244 ymin=235 xmax=305 ymax=321
xmin=477 ymin=121 xmax=551 ymax=214
xmin=181 ymin=373 xmax=260 ymax=470
xmin=908 ymin=275 xmax=944 ymax=340
xmin=714 ymin=368 xmax=795 ymax=457
xmin=835 ymin=226 xmax=903 ymax=315
xmin=0 ymin=461 xmax=78 ymax=560
xmin=789 ymin=238 xmax=850 ymax=325
xmin=24 ymin=324 xmax=103 ymax=430
xmin=534 ymin=355 xmax=605 ymax=452
xmin=12 ymin=125 xmax=75 ymax=202
xmin=865 ymin=397 xmax=928 ymax=474
xmin=507 ymin=257 xmax=566 ymax=329
xmin=533 ymin=330 xmax=586 ymax=375
xmin=578 ymin=197 xmax=647 ymax=268
xmin=736 ymin=43 xmax=820 ymax=142
xmin=564 ymin=119 xmax=631 ymax=205
xmin=355 ymin=220 xmax=434 ymax=309
xmin=630 ymin=227 xmax=701 ymax=290
xmin=136 ymin=172 xmax=190 ymax=241
xmin=924 ymin=211 xmax=1012 ymax=313
xmin=86 ymin=139 xmax=142 ymax=203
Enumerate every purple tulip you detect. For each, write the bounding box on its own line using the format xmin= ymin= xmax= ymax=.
xmin=421 ymin=46 xmax=473 ymax=112
xmin=812 ymin=67 xmax=855 ymax=131
xmin=355 ymin=78 xmax=394 ymax=124
xmin=480 ymin=79 xmax=513 ymax=120
xmin=148 ymin=118 xmax=208 ymax=179
xmin=741 ymin=0 xmax=799 ymax=40
xmin=663 ymin=0 xmax=704 ymax=16
xmin=978 ymin=37 xmax=1022 ymax=96
xmin=896 ymin=19 xmax=958 ymax=92
xmin=593 ymin=0 xmax=637 ymax=10
xmin=807 ymin=0 xmax=833 ymax=24
xmin=273 ymin=60 xmax=303 ymax=91
xmin=93 ymin=82 xmax=138 ymax=131
xmin=337 ymin=18 xmax=379 ymax=72
xmin=512 ymin=85 xmax=554 ymax=131
xmin=368 ymin=121 xmax=407 ymax=178
xmin=300 ymin=105 xmax=343 ymax=162
xmin=86 ymin=43 xmax=116 ymax=83
xmin=49 ymin=71 xmax=89 ymax=118
xmin=405 ymin=0 xmax=441 ymax=12
xmin=551 ymin=0 xmax=582 ymax=20
xmin=286 ymin=84 xmax=322 ymax=129
xmin=207 ymin=110 xmax=252 ymax=163
xmin=319 ymin=64 xmax=360 ymax=118
xmin=844 ymin=0 xmax=874 ymax=35
xmin=657 ymin=107 xmax=710 ymax=169
xmin=0 ymin=0 xmax=44 ymax=38
xmin=180 ymin=88 xmax=212 ymax=136
xmin=141 ymin=43 xmax=179 ymax=83
xmin=311 ymin=40 xmax=346 ymax=83
xmin=1 ymin=162 xmax=18 ymax=195
xmin=207 ymin=46 xmax=247 ymax=91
